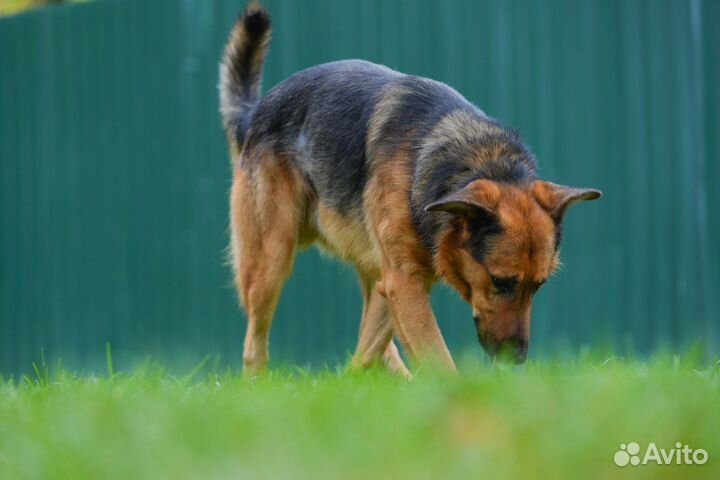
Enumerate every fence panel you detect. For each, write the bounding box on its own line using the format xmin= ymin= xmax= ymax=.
xmin=1 ymin=0 xmax=718 ymax=373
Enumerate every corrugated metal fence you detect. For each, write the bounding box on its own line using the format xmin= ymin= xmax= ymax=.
xmin=1 ymin=0 xmax=718 ymax=373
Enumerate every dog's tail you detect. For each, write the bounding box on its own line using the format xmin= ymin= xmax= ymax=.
xmin=219 ymin=3 xmax=271 ymax=152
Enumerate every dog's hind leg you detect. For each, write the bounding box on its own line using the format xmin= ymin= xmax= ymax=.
xmin=351 ymin=274 xmax=411 ymax=378
xmin=230 ymin=155 xmax=304 ymax=376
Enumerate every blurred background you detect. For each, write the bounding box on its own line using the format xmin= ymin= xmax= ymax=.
xmin=0 ymin=0 xmax=718 ymax=374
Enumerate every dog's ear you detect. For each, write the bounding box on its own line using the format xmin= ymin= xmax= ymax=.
xmin=424 ymin=179 xmax=501 ymax=220
xmin=532 ymin=181 xmax=602 ymax=222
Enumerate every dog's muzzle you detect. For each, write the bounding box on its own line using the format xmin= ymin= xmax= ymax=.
xmin=474 ymin=315 xmax=528 ymax=364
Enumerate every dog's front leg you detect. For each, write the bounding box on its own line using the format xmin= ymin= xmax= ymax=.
xmin=366 ymin=161 xmax=455 ymax=372
xmin=379 ymin=271 xmax=456 ymax=371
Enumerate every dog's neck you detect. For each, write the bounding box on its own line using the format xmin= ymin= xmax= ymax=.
xmin=410 ymin=118 xmax=537 ymax=259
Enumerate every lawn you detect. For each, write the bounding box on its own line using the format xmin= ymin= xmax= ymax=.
xmin=0 ymin=355 xmax=718 ymax=480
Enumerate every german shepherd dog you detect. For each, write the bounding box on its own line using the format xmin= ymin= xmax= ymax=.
xmin=220 ymin=5 xmax=601 ymax=377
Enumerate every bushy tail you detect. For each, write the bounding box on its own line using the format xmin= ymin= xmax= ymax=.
xmin=219 ymin=3 xmax=271 ymax=152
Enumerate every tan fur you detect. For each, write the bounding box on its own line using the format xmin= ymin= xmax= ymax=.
xmin=230 ymin=152 xmax=303 ymax=376
xmin=350 ymin=273 xmax=411 ymax=378
xmin=364 ymin=151 xmax=456 ymax=370
xmin=532 ymin=181 xmax=602 ymax=221
xmin=314 ymin=205 xmax=380 ymax=279
xmin=230 ymin=146 xmax=414 ymax=376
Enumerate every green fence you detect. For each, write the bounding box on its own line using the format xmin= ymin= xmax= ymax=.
xmin=1 ymin=0 xmax=718 ymax=373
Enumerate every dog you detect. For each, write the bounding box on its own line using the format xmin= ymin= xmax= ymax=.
xmin=219 ymin=5 xmax=601 ymax=377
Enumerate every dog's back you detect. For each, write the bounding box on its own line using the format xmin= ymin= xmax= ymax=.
xmin=237 ymin=58 xmax=538 ymax=252
xmin=246 ymin=60 xmax=399 ymax=214
xmin=234 ymin=57 xmax=508 ymax=216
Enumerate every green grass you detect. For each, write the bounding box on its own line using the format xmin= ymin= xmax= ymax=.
xmin=1 ymin=356 xmax=719 ymax=480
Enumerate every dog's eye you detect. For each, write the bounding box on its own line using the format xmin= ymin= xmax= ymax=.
xmin=490 ymin=275 xmax=518 ymax=295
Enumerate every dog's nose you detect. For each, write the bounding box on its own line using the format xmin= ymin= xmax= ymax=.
xmin=485 ymin=335 xmax=528 ymax=364
xmin=505 ymin=335 xmax=528 ymax=364
xmin=515 ymin=340 xmax=528 ymax=364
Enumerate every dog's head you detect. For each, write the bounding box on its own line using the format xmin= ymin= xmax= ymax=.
xmin=426 ymin=179 xmax=601 ymax=364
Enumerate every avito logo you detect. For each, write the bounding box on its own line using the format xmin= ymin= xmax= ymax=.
xmin=614 ymin=442 xmax=709 ymax=467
